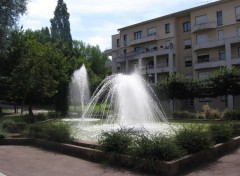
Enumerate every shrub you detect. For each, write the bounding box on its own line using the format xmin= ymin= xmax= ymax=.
xmin=0 ymin=128 xmax=6 ymax=138
xmin=175 ymin=125 xmax=212 ymax=154
xmin=209 ymin=123 xmax=233 ymax=144
xmin=130 ymin=134 xmax=183 ymax=161
xmin=47 ymin=111 xmax=60 ymax=119
xmin=26 ymin=121 xmax=73 ymax=143
xmin=201 ymin=104 xmax=221 ymax=119
xmin=98 ymin=127 xmax=135 ymax=154
xmin=230 ymin=123 xmax=240 ymax=137
xmin=1 ymin=119 xmax=17 ymax=133
xmin=222 ymin=110 xmax=240 ymax=120
xmin=172 ymin=111 xmax=195 ymax=119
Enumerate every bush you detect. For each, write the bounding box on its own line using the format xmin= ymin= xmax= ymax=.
xmin=209 ymin=123 xmax=233 ymax=144
xmin=130 ymin=134 xmax=183 ymax=161
xmin=1 ymin=119 xmax=18 ymax=133
xmin=2 ymin=119 xmax=27 ymax=133
xmin=47 ymin=111 xmax=60 ymax=119
xmin=0 ymin=128 xmax=6 ymax=138
xmin=98 ymin=127 xmax=135 ymax=154
xmin=175 ymin=125 xmax=212 ymax=154
xmin=26 ymin=121 xmax=73 ymax=143
xmin=230 ymin=123 xmax=240 ymax=136
xmin=172 ymin=111 xmax=195 ymax=119
xmin=201 ymin=104 xmax=221 ymax=119
xmin=222 ymin=110 xmax=240 ymax=120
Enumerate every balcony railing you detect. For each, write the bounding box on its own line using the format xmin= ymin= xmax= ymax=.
xmin=129 ymin=33 xmax=158 ymax=46
xmin=192 ymin=20 xmax=216 ymax=33
xmin=115 ymin=45 xmax=175 ymax=62
xmin=194 ymin=32 xmax=240 ymax=51
xmin=194 ymin=57 xmax=226 ymax=70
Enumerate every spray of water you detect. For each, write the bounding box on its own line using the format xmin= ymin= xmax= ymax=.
xmin=69 ymin=64 xmax=90 ymax=115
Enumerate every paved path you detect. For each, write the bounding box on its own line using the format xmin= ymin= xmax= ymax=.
xmin=184 ymin=148 xmax=240 ymax=176
xmin=0 ymin=145 xmax=240 ymax=176
xmin=0 ymin=146 xmax=142 ymax=176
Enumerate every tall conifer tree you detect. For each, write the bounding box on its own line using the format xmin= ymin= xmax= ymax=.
xmin=50 ymin=0 xmax=72 ymax=48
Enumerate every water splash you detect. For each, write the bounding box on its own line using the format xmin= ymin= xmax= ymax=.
xmin=82 ymin=71 xmax=167 ymax=125
xmin=69 ymin=64 xmax=90 ymax=115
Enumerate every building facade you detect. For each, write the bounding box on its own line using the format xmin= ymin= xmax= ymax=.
xmin=105 ymin=0 xmax=240 ymax=111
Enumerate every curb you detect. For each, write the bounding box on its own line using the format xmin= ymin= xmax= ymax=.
xmin=0 ymin=136 xmax=240 ymax=175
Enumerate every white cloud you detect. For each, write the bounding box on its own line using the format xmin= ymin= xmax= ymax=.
xmin=19 ymin=0 xmax=220 ymax=51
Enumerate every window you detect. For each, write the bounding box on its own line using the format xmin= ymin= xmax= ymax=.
xmin=237 ymin=27 xmax=240 ymax=36
xmin=218 ymin=30 xmax=224 ymax=40
xmin=123 ymin=49 xmax=127 ymax=56
xmin=199 ymin=97 xmax=212 ymax=102
xmin=196 ymin=15 xmax=207 ymax=25
xmin=123 ymin=34 xmax=127 ymax=46
xmin=217 ymin=11 xmax=223 ymax=26
xmin=184 ymin=39 xmax=192 ymax=49
xmin=117 ymin=39 xmax=120 ymax=47
xmin=198 ymin=71 xmax=210 ymax=79
xmin=196 ymin=34 xmax=208 ymax=44
xmin=185 ymin=74 xmax=193 ymax=79
xmin=134 ymin=47 xmax=143 ymax=53
xmin=134 ymin=31 xmax=142 ymax=40
xmin=219 ymin=50 xmax=225 ymax=60
xmin=165 ymin=23 xmax=170 ymax=33
xmin=185 ymin=57 xmax=192 ymax=67
xmin=183 ymin=21 xmax=191 ymax=32
xmin=148 ymin=27 xmax=157 ymax=36
xmin=197 ymin=53 xmax=209 ymax=63
xmin=185 ymin=99 xmax=194 ymax=109
xmin=236 ymin=6 xmax=240 ymax=21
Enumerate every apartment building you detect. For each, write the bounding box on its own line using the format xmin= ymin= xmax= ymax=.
xmin=105 ymin=0 xmax=240 ymax=111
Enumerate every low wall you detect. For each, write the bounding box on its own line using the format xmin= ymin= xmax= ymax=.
xmin=1 ymin=137 xmax=240 ymax=175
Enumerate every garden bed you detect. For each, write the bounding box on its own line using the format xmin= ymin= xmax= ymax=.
xmin=0 ymin=136 xmax=240 ymax=176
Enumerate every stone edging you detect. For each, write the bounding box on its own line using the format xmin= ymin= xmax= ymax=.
xmin=0 ymin=136 xmax=240 ymax=175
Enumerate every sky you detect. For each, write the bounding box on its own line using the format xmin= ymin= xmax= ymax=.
xmin=19 ymin=0 xmax=220 ymax=51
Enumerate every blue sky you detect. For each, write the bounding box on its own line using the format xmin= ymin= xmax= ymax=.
xmin=19 ymin=0 xmax=219 ymax=51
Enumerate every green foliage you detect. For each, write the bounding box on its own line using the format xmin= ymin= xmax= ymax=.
xmin=50 ymin=0 xmax=72 ymax=48
xmin=1 ymin=119 xmax=27 ymax=133
xmin=0 ymin=0 xmax=28 ymax=55
xmin=172 ymin=111 xmax=195 ymax=119
xmin=26 ymin=121 xmax=73 ymax=143
xmin=208 ymin=67 xmax=240 ymax=96
xmin=98 ymin=127 xmax=136 ymax=154
xmin=175 ymin=125 xmax=212 ymax=154
xmin=0 ymin=128 xmax=6 ymax=138
xmin=201 ymin=104 xmax=221 ymax=119
xmin=130 ymin=134 xmax=183 ymax=161
xmin=157 ymin=73 xmax=196 ymax=99
xmin=222 ymin=109 xmax=240 ymax=120
xmin=230 ymin=123 xmax=240 ymax=136
xmin=209 ymin=123 xmax=233 ymax=144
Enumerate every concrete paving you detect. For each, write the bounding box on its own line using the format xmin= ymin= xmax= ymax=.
xmin=0 ymin=146 xmax=142 ymax=176
xmin=183 ymin=147 xmax=240 ymax=176
xmin=0 ymin=145 xmax=240 ymax=176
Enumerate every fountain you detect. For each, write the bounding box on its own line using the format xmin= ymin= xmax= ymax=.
xmin=64 ymin=62 xmax=177 ymax=141
xmin=69 ymin=64 xmax=90 ymax=115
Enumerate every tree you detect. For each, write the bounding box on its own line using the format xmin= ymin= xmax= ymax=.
xmin=11 ymin=37 xmax=68 ymax=117
xmin=0 ymin=0 xmax=28 ymax=55
xmin=50 ymin=0 xmax=72 ymax=48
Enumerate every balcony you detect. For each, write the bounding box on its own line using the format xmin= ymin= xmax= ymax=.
xmin=115 ymin=45 xmax=175 ymax=62
xmin=194 ymin=59 xmax=226 ymax=70
xmin=231 ymin=55 xmax=240 ymax=65
xmin=129 ymin=33 xmax=158 ymax=46
xmin=193 ymin=39 xmax=225 ymax=51
xmin=192 ymin=20 xmax=216 ymax=33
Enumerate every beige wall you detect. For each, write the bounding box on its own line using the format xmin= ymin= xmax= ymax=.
xmin=109 ymin=0 xmax=240 ymax=112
